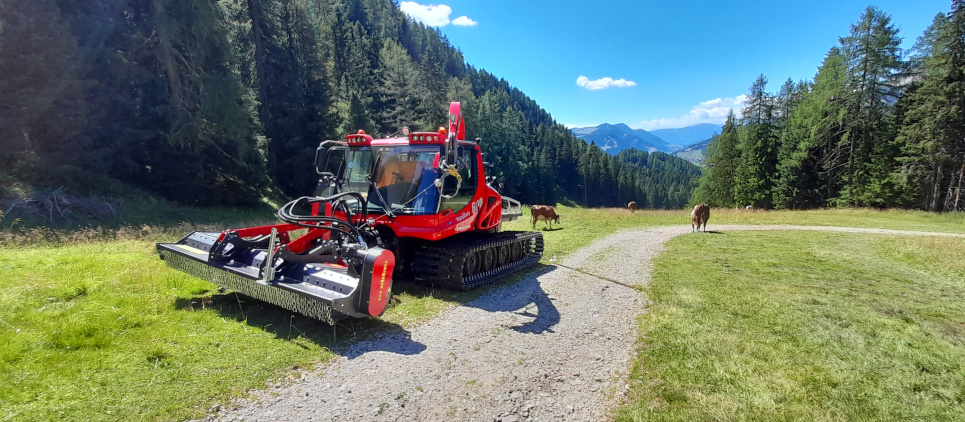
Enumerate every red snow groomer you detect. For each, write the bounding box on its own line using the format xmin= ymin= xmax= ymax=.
xmin=156 ymin=103 xmax=543 ymax=323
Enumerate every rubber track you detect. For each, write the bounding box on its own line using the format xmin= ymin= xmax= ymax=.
xmin=407 ymin=231 xmax=544 ymax=290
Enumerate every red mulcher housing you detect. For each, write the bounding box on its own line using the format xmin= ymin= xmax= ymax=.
xmin=156 ymin=103 xmax=543 ymax=323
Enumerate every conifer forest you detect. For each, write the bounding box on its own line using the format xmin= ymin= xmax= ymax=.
xmin=694 ymin=4 xmax=965 ymax=212
xmin=0 ymin=0 xmax=698 ymax=209
xmin=2 ymin=1 xmax=963 ymax=211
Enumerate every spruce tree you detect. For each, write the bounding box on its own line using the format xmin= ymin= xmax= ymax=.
xmin=377 ymin=39 xmax=427 ymax=134
xmin=693 ymin=111 xmax=740 ymax=207
xmin=897 ymin=3 xmax=965 ymax=211
xmin=774 ymin=48 xmax=849 ymax=208
xmin=0 ymin=0 xmax=89 ymax=187
xmin=733 ymin=75 xmax=780 ymax=208
xmin=837 ymin=6 xmax=904 ymax=207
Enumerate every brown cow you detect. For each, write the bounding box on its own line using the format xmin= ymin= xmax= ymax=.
xmin=691 ymin=204 xmax=710 ymax=232
xmin=531 ymin=205 xmax=561 ymax=230
xmin=628 ymin=201 xmax=637 ymax=213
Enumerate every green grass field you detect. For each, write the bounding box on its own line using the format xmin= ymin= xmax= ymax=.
xmin=617 ymin=231 xmax=965 ymax=421
xmin=1 ymin=205 xmax=962 ymax=420
xmin=522 ymin=206 xmax=965 ymax=262
xmin=0 ymin=241 xmax=343 ymax=421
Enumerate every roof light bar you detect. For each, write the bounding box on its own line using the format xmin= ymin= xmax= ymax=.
xmin=345 ymin=133 xmax=373 ymax=146
xmin=408 ymin=132 xmax=446 ymax=144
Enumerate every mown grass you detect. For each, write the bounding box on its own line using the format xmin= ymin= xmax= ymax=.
xmin=1 ymin=204 xmax=961 ymax=421
xmin=0 ymin=193 xmax=279 ymax=247
xmin=0 ymin=241 xmax=358 ymax=421
xmin=618 ymin=231 xmax=965 ymax=421
xmin=517 ymin=205 xmax=965 ymax=262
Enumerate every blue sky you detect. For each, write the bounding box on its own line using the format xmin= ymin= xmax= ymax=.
xmin=399 ymin=0 xmax=949 ymax=130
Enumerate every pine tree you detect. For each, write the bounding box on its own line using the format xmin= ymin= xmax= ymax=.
xmin=773 ymin=48 xmax=849 ymax=208
xmin=733 ymin=75 xmax=780 ymax=208
xmin=329 ymin=4 xmax=376 ymax=135
xmin=246 ymin=0 xmax=334 ymax=197
xmin=0 ymin=0 xmax=89 ymax=186
xmin=897 ymin=4 xmax=965 ymax=211
xmin=418 ymin=30 xmax=451 ymax=128
xmin=836 ymin=6 xmax=904 ymax=207
xmin=142 ymin=0 xmax=267 ymax=204
xmin=692 ymin=111 xmax=740 ymax=207
xmin=377 ymin=39 xmax=426 ymax=134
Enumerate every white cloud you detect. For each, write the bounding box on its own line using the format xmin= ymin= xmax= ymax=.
xmin=637 ymin=95 xmax=747 ymax=130
xmin=398 ymin=2 xmax=476 ymax=27
xmin=451 ymin=16 xmax=477 ymax=26
xmin=576 ymin=75 xmax=637 ymax=90
xmin=564 ymin=123 xmax=592 ymax=129
xmin=699 ymin=98 xmax=725 ymax=108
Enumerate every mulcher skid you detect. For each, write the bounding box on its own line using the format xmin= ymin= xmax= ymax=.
xmin=157 ymin=198 xmax=395 ymax=324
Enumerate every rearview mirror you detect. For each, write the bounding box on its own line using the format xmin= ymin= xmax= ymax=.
xmin=315 ymin=141 xmax=347 ymax=176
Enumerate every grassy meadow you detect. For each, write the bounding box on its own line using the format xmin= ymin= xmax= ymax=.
xmin=617 ymin=230 xmax=965 ymax=421
xmin=0 ymin=204 xmax=962 ymax=420
xmin=523 ymin=206 xmax=965 ymax=262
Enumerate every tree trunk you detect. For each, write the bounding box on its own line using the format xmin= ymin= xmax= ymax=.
xmin=931 ymin=162 xmax=944 ymax=212
xmin=955 ymin=161 xmax=964 ymax=211
xmin=247 ymin=0 xmax=275 ymax=175
xmin=847 ymin=137 xmax=855 ymax=206
xmin=152 ymin=0 xmax=182 ymax=112
xmin=247 ymin=0 xmax=269 ymax=114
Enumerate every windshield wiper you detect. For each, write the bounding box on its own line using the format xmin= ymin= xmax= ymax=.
xmin=366 ymin=155 xmax=396 ymax=219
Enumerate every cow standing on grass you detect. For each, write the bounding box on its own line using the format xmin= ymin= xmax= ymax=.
xmin=628 ymin=201 xmax=637 ymax=213
xmin=691 ymin=204 xmax=710 ymax=232
xmin=531 ymin=205 xmax=561 ymax=230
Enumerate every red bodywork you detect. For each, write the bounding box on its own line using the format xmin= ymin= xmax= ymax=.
xmin=346 ymin=137 xmax=504 ymax=241
xmin=212 ymin=103 xmax=504 ymax=267
xmin=156 ymin=102 xmax=522 ymax=321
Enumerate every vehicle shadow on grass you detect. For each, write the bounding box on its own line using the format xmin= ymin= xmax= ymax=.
xmin=172 ymin=264 xmax=559 ymax=359
xmin=174 ymin=294 xmax=426 ymax=358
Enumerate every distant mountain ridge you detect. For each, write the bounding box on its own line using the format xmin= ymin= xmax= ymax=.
xmin=570 ymin=123 xmax=670 ymax=154
xmin=571 ymin=123 xmax=722 ymax=164
xmin=651 ymin=124 xmax=722 ymax=148
xmin=671 ymin=138 xmax=712 ymax=165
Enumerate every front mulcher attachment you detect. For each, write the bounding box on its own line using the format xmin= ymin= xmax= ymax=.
xmin=157 ymin=197 xmax=395 ymax=324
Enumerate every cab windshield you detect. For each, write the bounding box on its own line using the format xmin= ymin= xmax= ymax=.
xmin=342 ymin=145 xmax=442 ymax=215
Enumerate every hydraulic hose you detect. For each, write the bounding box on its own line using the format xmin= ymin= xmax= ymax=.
xmin=276 ymin=194 xmax=369 ymax=245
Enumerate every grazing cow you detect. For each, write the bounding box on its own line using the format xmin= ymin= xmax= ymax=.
xmin=628 ymin=201 xmax=637 ymax=213
xmin=531 ymin=205 xmax=561 ymax=230
xmin=691 ymin=204 xmax=710 ymax=232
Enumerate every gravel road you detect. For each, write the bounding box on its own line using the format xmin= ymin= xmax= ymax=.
xmin=208 ymin=224 xmax=963 ymax=422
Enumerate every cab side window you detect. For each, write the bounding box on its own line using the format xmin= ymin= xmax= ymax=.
xmin=441 ymin=146 xmax=478 ymax=213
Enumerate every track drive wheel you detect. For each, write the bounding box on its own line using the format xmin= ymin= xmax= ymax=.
xmin=481 ymin=246 xmax=496 ymax=271
xmin=511 ymin=241 xmax=523 ymax=261
xmin=496 ymin=244 xmax=509 ymax=267
xmin=463 ymin=250 xmax=480 ymax=276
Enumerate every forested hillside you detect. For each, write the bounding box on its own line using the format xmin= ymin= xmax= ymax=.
xmin=0 ymin=0 xmax=699 ymax=209
xmin=694 ymin=4 xmax=965 ymax=212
